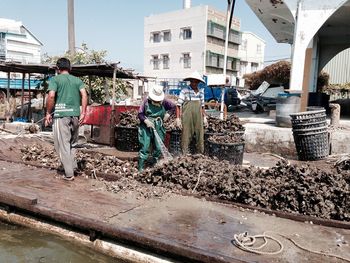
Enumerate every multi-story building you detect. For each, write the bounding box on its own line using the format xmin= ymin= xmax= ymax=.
xmin=143 ymin=1 xmax=242 ymax=89
xmin=238 ymin=31 xmax=265 ymax=81
xmin=0 ymin=18 xmax=42 ymax=64
xmin=0 ymin=18 xmax=43 ymax=94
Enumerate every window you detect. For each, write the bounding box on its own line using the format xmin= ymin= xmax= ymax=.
xmin=251 ymin=62 xmax=258 ymax=72
xmin=183 ymin=28 xmax=192 ymax=40
xmin=163 ymin=30 xmax=171 ymax=42
xmin=240 ymin=62 xmax=247 ymax=75
xmin=257 ymin=44 xmax=262 ymax=54
xmin=162 ymin=54 xmax=169 ymax=69
xmin=152 ymin=32 xmax=161 ymax=43
xmin=152 ymin=55 xmax=159 ymax=70
xmin=240 ymin=39 xmax=247 ymax=51
xmin=183 ymin=53 xmax=191 ymax=68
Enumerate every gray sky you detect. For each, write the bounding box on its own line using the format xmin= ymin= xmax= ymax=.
xmin=0 ymin=0 xmax=291 ymax=72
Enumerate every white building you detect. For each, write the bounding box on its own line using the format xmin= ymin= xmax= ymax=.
xmin=0 ymin=18 xmax=42 ymax=64
xmin=143 ymin=3 xmax=242 ymax=87
xmin=238 ymin=32 xmax=265 ymax=78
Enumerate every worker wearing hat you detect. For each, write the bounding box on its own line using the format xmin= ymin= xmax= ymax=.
xmin=176 ymin=71 xmax=208 ymax=154
xmin=138 ymin=84 xmax=175 ymax=171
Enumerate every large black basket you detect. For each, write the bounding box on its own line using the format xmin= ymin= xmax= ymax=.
xmin=168 ymin=130 xmax=196 ymax=156
xmin=204 ymin=131 xmax=244 ymax=154
xmin=115 ymin=126 xmax=139 ymax=152
xmin=208 ymin=141 xmax=245 ymax=165
xmin=293 ymin=130 xmax=329 ymax=161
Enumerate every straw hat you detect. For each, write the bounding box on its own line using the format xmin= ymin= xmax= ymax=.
xmin=183 ymin=71 xmax=205 ymax=83
xmin=148 ymin=85 xmax=165 ymax=102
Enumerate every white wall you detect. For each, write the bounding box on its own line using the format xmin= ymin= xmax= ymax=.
xmin=238 ymin=31 xmax=265 ymax=76
xmin=0 ymin=19 xmax=42 ymax=64
xmin=144 ymin=6 xmax=207 ymax=79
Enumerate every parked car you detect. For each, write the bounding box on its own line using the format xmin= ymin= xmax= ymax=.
xmin=242 ymin=84 xmax=285 ymax=113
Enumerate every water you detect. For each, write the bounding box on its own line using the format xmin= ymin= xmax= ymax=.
xmin=0 ymin=221 xmax=121 ymax=263
xmin=152 ymin=128 xmax=173 ymax=161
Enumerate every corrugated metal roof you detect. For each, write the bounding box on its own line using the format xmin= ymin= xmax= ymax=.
xmin=323 ymin=48 xmax=350 ymax=84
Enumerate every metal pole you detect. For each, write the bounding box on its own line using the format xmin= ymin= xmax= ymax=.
xmin=67 ymin=0 xmax=76 ymax=55
xmin=7 ymin=71 xmax=10 ymax=102
xmin=28 ymin=74 xmax=31 ymax=121
xmin=21 ymin=73 xmax=25 ymax=117
xmin=220 ymin=2 xmax=232 ymax=120
xmin=110 ymin=66 xmax=117 ymax=147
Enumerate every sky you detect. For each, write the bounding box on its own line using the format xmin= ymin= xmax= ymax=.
xmin=0 ymin=0 xmax=291 ymax=73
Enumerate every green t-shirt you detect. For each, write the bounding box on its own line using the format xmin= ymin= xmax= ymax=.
xmin=48 ymin=74 xmax=85 ymax=118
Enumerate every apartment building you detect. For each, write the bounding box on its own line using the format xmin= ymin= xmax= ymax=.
xmin=143 ymin=3 xmax=242 ymax=88
xmin=238 ymin=31 xmax=265 ymax=85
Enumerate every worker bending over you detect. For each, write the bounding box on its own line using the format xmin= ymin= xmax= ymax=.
xmin=138 ymin=85 xmax=175 ymax=171
xmin=176 ymin=71 xmax=208 ymax=154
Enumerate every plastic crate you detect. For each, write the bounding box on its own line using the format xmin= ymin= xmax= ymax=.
xmin=208 ymin=141 xmax=245 ymax=165
xmin=293 ymin=130 xmax=329 ymax=161
xmin=115 ymin=126 xmax=139 ymax=152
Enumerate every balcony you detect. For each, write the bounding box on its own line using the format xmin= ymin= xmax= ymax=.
xmin=207 ymin=21 xmax=242 ymax=45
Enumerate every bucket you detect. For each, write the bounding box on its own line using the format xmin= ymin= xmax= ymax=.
xmin=115 ymin=126 xmax=139 ymax=152
xmin=275 ymin=93 xmax=301 ymax=127
xmin=208 ymin=140 xmax=245 ymax=165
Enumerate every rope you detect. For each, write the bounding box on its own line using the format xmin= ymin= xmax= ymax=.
xmin=233 ymin=231 xmax=350 ymax=262
xmin=233 ymin=232 xmax=283 ymax=255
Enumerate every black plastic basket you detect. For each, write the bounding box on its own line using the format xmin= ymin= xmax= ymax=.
xmin=292 ymin=126 xmax=328 ymax=135
xmin=169 ymin=130 xmax=182 ymax=156
xmin=168 ymin=130 xmax=196 ymax=156
xmin=208 ymin=141 xmax=245 ymax=165
xmin=204 ymin=131 xmax=244 ymax=154
xmin=291 ymin=116 xmax=327 ymax=125
xmin=115 ymin=126 xmax=139 ymax=152
xmin=293 ymin=130 xmax=329 ymax=161
xmin=290 ymin=108 xmax=326 ymax=121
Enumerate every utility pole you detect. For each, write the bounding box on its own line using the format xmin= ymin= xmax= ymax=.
xmin=220 ymin=0 xmax=236 ymax=120
xmin=67 ymin=0 xmax=76 ymax=55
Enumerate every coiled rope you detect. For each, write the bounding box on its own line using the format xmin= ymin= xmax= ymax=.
xmin=233 ymin=231 xmax=350 ymax=262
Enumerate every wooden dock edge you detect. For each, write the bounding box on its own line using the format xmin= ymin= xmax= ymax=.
xmin=0 ymin=207 xmax=177 ymax=263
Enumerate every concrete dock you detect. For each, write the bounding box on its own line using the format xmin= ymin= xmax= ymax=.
xmin=0 ymin=157 xmax=349 ymax=262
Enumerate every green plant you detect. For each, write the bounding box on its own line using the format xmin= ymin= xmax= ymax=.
xmin=42 ymin=43 xmax=129 ymax=104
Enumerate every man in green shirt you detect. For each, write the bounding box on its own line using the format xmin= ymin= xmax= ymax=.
xmin=45 ymin=58 xmax=88 ymax=181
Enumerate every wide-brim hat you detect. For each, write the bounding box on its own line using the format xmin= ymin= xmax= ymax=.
xmin=183 ymin=71 xmax=205 ymax=83
xmin=149 ymin=84 xmax=165 ymax=102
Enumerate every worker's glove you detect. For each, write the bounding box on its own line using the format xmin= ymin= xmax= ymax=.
xmin=144 ymin=119 xmax=155 ymax=129
xmin=203 ymin=116 xmax=208 ymax=128
xmin=163 ymin=113 xmax=170 ymax=122
xmin=175 ymin=118 xmax=182 ymax=130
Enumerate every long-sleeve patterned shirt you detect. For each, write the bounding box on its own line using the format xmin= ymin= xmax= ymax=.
xmin=176 ymin=86 xmax=205 ymax=107
xmin=138 ymin=98 xmax=176 ymax=123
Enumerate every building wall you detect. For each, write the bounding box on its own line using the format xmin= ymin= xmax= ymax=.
xmin=143 ymin=5 xmax=242 ymax=82
xmin=144 ymin=6 xmax=207 ymax=80
xmin=238 ymin=31 xmax=265 ymax=78
xmin=323 ymin=48 xmax=350 ymax=84
xmin=0 ymin=19 xmax=42 ymax=64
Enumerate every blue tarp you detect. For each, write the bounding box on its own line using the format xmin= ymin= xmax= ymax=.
xmin=0 ymin=78 xmax=41 ymax=90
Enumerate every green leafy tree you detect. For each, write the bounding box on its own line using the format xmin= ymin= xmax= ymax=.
xmin=42 ymin=43 xmax=129 ymax=103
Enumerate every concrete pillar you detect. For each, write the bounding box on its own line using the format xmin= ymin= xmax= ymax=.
xmin=283 ymin=0 xmax=349 ymax=92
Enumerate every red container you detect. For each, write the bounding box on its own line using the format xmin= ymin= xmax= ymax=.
xmin=83 ymin=105 xmax=139 ymax=126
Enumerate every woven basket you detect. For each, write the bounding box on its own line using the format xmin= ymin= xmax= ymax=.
xmin=208 ymin=141 xmax=245 ymax=165
xmin=115 ymin=126 xmax=139 ymax=152
xmin=293 ymin=130 xmax=329 ymax=161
